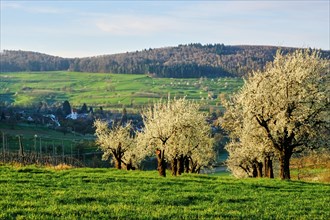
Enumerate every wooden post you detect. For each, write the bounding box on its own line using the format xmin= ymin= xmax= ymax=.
xmin=2 ymin=131 xmax=5 ymax=163
xmin=39 ymin=137 xmax=42 ymax=161
xmin=18 ymin=135 xmax=25 ymax=165
xmin=62 ymin=140 xmax=64 ymax=162
xmin=34 ymin=134 xmax=37 ymax=152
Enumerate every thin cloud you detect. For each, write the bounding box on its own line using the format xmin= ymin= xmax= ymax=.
xmin=1 ymin=2 xmax=70 ymax=14
xmin=1 ymin=1 xmax=328 ymax=57
xmin=94 ymin=15 xmax=179 ymax=36
xmin=27 ymin=6 xmax=69 ymax=14
xmin=1 ymin=2 xmax=22 ymax=10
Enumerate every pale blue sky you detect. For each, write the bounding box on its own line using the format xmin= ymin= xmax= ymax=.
xmin=1 ymin=0 xmax=329 ymax=58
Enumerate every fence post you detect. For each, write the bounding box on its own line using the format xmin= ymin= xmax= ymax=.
xmin=39 ymin=137 xmax=42 ymax=162
xmin=2 ymin=131 xmax=5 ymax=163
xmin=18 ymin=135 xmax=25 ymax=165
xmin=62 ymin=140 xmax=64 ymax=162
xmin=34 ymin=134 xmax=37 ymax=153
xmin=52 ymin=141 xmax=55 ymax=165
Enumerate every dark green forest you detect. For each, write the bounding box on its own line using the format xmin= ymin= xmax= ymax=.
xmin=1 ymin=44 xmax=329 ymax=78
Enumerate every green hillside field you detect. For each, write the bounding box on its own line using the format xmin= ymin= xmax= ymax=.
xmin=0 ymin=71 xmax=243 ymax=110
xmin=0 ymin=165 xmax=329 ymax=219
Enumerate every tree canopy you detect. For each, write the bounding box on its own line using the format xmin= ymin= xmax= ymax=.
xmin=94 ymin=120 xmax=142 ymax=170
xmin=138 ymin=98 xmax=215 ymax=177
xmin=220 ymin=49 xmax=329 ymax=179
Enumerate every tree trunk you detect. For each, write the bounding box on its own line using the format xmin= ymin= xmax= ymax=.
xmin=2 ymin=132 xmax=6 ymax=163
xmin=115 ymin=157 xmax=122 ymax=169
xmin=257 ymin=162 xmax=263 ymax=177
xmin=239 ymin=164 xmax=250 ymax=176
xmin=113 ymin=144 xmax=122 ymax=169
xmin=126 ymin=158 xmax=135 ymax=170
xmin=191 ymin=161 xmax=196 ymax=173
xmin=252 ymin=162 xmax=258 ymax=178
xmin=279 ymin=149 xmax=292 ymax=180
xmin=171 ymin=157 xmax=178 ymax=176
xmin=156 ymin=149 xmax=166 ymax=177
xmin=268 ymin=159 xmax=274 ymax=178
xmin=177 ymin=154 xmax=184 ymax=175
xmin=264 ymin=156 xmax=274 ymax=178
xmin=190 ymin=159 xmax=199 ymax=173
xmin=184 ymin=156 xmax=190 ymax=173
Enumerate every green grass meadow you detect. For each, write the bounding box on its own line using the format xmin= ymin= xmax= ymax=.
xmin=1 ymin=72 xmax=329 ymax=220
xmin=0 ymin=71 xmax=243 ymax=110
xmin=0 ymin=122 xmax=96 ymax=156
xmin=0 ymin=165 xmax=329 ymax=219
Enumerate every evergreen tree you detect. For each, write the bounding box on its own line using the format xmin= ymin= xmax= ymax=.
xmin=80 ymin=103 xmax=88 ymax=114
xmin=62 ymin=100 xmax=72 ymax=116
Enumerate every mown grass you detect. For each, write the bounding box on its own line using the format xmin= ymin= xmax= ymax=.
xmin=0 ymin=71 xmax=243 ymax=110
xmin=0 ymin=165 xmax=329 ymax=219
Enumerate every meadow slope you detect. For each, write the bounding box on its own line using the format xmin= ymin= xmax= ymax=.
xmin=0 ymin=71 xmax=243 ymax=110
xmin=0 ymin=165 xmax=329 ymax=219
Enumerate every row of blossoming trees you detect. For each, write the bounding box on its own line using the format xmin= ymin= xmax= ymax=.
xmin=94 ymin=49 xmax=329 ymax=180
xmin=94 ymin=98 xmax=215 ymax=177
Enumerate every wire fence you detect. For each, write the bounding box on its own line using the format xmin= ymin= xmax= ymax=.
xmin=1 ymin=132 xmax=106 ymax=167
xmin=0 ymin=151 xmax=83 ymax=166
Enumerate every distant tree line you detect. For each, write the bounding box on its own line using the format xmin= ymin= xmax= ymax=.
xmin=0 ymin=50 xmax=70 ymax=72
xmin=1 ymin=44 xmax=329 ymax=78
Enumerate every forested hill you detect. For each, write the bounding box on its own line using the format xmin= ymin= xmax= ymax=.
xmin=0 ymin=50 xmax=71 ymax=72
xmin=1 ymin=44 xmax=329 ymax=78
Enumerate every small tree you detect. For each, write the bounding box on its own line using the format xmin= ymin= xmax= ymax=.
xmin=80 ymin=103 xmax=88 ymax=114
xmin=220 ymin=95 xmax=275 ymax=178
xmin=138 ymin=100 xmax=176 ymax=177
xmin=138 ymin=98 xmax=215 ymax=177
xmin=168 ymin=104 xmax=215 ymax=175
xmin=94 ymin=120 xmax=140 ymax=170
xmin=62 ymin=100 xmax=72 ymax=116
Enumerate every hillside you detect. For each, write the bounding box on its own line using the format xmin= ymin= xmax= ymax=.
xmin=1 ymin=44 xmax=329 ymax=77
xmin=0 ymin=71 xmax=243 ymax=108
xmin=0 ymin=50 xmax=71 ymax=72
xmin=1 ymin=165 xmax=329 ymax=219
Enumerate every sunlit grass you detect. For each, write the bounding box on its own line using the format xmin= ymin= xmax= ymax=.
xmin=0 ymin=71 xmax=243 ymax=109
xmin=0 ymin=165 xmax=329 ymax=219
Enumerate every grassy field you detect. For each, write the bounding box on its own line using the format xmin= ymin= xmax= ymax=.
xmin=0 ymin=122 xmax=95 ymax=155
xmin=0 ymin=71 xmax=243 ymax=110
xmin=0 ymin=165 xmax=329 ymax=219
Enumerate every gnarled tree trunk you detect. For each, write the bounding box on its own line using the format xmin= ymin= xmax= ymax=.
xmin=257 ymin=161 xmax=263 ymax=177
xmin=177 ymin=154 xmax=185 ymax=175
xmin=252 ymin=162 xmax=258 ymax=178
xmin=115 ymin=159 xmax=122 ymax=169
xmin=126 ymin=158 xmax=135 ymax=170
xmin=184 ymin=156 xmax=190 ymax=173
xmin=156 ymin=149 xmax=166 ymax=177
xmin=112 ymin=143 xmax=123 ymax=169
xmin=264 ymin=155 xmax=274 ymax=178
xmin=190 ymin=158 xmax=200 ymax=173
xmin=171 ymin=156 xmax=178 ymax=176
xmin=279 ymin=148 xmax=292 ymax=180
